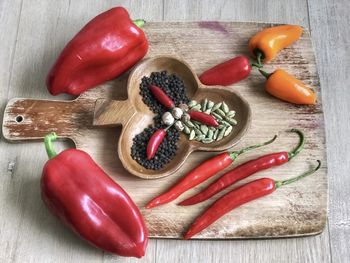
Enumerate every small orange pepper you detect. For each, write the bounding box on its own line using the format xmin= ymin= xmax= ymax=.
xmin=259 ymin=69 xmax=316 ymax=105
xmin=249 ymin=25 xmax=303 ymax=64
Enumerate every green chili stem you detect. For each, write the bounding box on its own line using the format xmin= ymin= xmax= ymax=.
xmin=275 ymin=160 xmax=321 ymax=189
xmin=251 ymin=63 xmax=263 ymax=69
xmin=133 ymin=19 xmax=146 ymax=28
xmin=259 ymin=69 xmax=272 ymax=79
xmin=229 ymin=134 xmax=278 ymax=160
xmin=287 ymin=129 xmax=305 ymax=160
xmin=44 ymin=132 xmax=58 ymax=159
xmin=256 ymin=51 xmax=263 ymax=67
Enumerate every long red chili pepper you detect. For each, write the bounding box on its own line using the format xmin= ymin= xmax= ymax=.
xmin=147 ymin=128 xmax=167 ymax=160
xmin=145 ymin=134 xmax=277 ymax=209
xmin=183 ymin=160 xmax=321 ymax=239
xmin=199 ymin=56 xmax=251 ymax=86
xmin=179 ymin=129 xmax=304 ymax=206
xmin=41 ymin=133 xmax=148 ymax=257
xmin=189 ymin=111 xmax=219 ymax=127
xmin=150 ymin=85 xmax=175 ymax=109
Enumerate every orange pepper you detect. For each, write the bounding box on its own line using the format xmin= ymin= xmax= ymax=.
xmin=259 ymin=69 xmax=316 ymax=105
xmin=249 ymin=25 xmax=303 ymax=64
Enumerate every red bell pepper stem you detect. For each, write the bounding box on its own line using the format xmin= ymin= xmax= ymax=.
xmin=178 ymin=129 xmax=304 ymax=206
xmin=183 ymin=160 xmax=321 ymax=239
xmin=133 ymin=19 xmax=146 ymax=28
xmin=145 ymin=134 xmax=277 ymax=209
xmin=44 ymin=132 xmax=58 ymax=159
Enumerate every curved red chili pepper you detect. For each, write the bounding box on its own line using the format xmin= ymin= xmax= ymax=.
xmin=147 ymin=128 xmax=167 ymax=160
xmin=145 ymin=135 xmax=277 ymax=209
xmin=183 ymin=160 xmax=321 ymax=239
xmin=41 ymin=133 xmax=148 ymax=257
xmin=179 ymin=129 xmax=304 ymax=206
xmin=199 ymin=56 xmax=252 ymax=86
xmin=150 ymin=85 xmax=175 ymax=109
xmin=188 ymin=111 xmax=219 ymax=127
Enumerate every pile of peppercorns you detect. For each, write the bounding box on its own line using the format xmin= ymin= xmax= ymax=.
xmin=131 ymin=71 xmax=189 ymax=170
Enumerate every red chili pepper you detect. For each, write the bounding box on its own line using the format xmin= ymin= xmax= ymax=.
xmin=184 ymin=160 xmax=321 ymax=239
xmin=179 ymin=129 xmax=304 ymax=206
xmin=147 ymin=128 xmax=167 ymax=160
xmin=47 ymin=7 xmax=148 ymax=96
xmin=145 ymin=135 xmax=277 ymax=209
xmin=199 ymin=56 xmax=252 ymax=86
xmin=150 ymin=85 xmax=175 ymax=109
xmin=41 ymin=133 xmax=148 ymax=257
xmin=188 ymin=111 xmax=219 ymax=127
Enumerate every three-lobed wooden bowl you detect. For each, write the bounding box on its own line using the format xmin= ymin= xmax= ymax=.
xmin=93 ymin=56 xmax=251 ymax=179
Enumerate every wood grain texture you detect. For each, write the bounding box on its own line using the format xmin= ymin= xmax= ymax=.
xmin=1 ymin=0 xmax=347 ymax=262
xmin=0 ymin=1 xmax=161 ymax=262
xmin=2 ymin=21 xmax=327 ymax=241
xmin=308 ymin=0 xmax=350 ymax=262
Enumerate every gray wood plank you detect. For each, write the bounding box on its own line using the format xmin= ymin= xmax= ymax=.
xmin=0 ymin=0 xmax=162 ymax=262
xmin=160 ymin=0 xmax=332 ymax=262
xmin=164 ymin=0 xmax=309 ymax=27
xmin=308 ymin=0 xmax=350 ymax=262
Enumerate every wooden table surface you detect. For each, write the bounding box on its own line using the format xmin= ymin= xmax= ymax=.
xmin=0 ymin=0 xmax=348 ymax=262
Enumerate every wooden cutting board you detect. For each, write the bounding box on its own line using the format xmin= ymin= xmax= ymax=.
xmin=2 ymin=22 xmax=327 ymax=239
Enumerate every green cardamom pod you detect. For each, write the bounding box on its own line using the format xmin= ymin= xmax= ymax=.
xmin=195 ymin=135 xmax=205 ymax=141
xmin=188 ymin=100 xmax=197 ymax=108
xmin=201 ymin=98 xmax=208 ymax=112
xmin=217 ymin=127 xmax=226 ymax=141
xmin=224 ymin=126 xmax=233 ymax=136
xmin=194 ymin=127 xmax=202 ymax=135
xmin=221 ymin=102 xmax=229 ymax=113
xmin=202 ymin=138 xmax=214 ymax=144
xmin=200 ymin=125 xmax=209 ymax=135
xmin=191 ymin=104 xmax=201 ymax=111
xmin=213 ymin=129 xmax=219 ymax=140
xmin=186 ymin=120 xmax=195 ymax=128
xmin=207 ymin=100 xmax=214 ymax=109
xmin=207 ymin=129 xmax=214 ymax=139
xmin=224 ymin=117 xmax=237 ymax=125
xmin=189 ymin=130 xmax=195 ymax=140
xmin=183 ymin=125 xmax=191 ymax=134
xmin=211 ymin=112 xmax=223 ymax=120
xmin=212 ymin=102 xmax=222 ymax=112
xmin=215 ymin=108 xmax=226 ymax=117
xmin=226 ymin=110 xmax=236 ymax=118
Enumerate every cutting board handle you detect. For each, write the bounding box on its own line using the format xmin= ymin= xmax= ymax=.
xmin=2 ymin=97 xmax=94 ymax=142
xmin=93 ymin=99 xmax=136 ymax=127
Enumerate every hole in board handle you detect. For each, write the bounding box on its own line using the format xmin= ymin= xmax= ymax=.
xmin=15 ymin=115 xmax=23 ymax=123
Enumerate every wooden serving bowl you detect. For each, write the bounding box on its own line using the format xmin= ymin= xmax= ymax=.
xmin=93 ymin=56 xmax=251 ymax=179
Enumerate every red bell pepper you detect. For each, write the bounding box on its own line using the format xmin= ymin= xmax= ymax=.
xmin=41 ymin=133 xmax=148 ymax=258
xmin=46 ymin=7 xmax=148 ymax=96
xmin=199 ymin=56 xmax=251 ymax=86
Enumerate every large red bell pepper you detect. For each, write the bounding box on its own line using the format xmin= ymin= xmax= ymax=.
xmin=46 ymin=7 xmax=148 ymax=96
xmin=41 ymin=133 xmax=148 ymax=258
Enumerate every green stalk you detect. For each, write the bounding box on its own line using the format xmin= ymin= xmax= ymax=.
xmin=275 ymin=160 xmax=321 ymax=189
xmin=287 ymin=129 xmax=305 ymax=160
xmin=259 ymin=69 xmax=272 ymax=79
xmin=229 ymin=134 xmax=278 ymax=160
xmin=44 ymin=132 xmax=58 ymax=159
xmin=133 ymin=19 xmax=146 ymax=28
